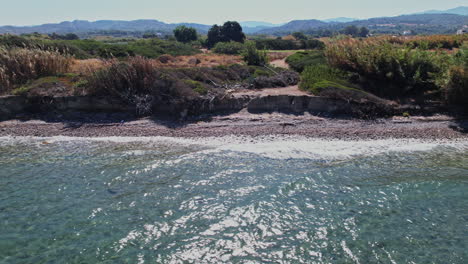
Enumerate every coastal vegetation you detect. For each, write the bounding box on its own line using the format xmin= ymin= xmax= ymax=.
xmin=212 ymin=41 xmax=246 ymax=55
xmin=277 ymin=35 xmax=468 ymax=110
xmin=173 ymin=26 xmax=198 ymax=43
xmin=0 ymin=47 xmax=71 ymax=92
xmin=285 ymin=51 xmax=326 ymax=72
xmin=0 ymin=35 xmax=200 ymax=59
xmin=206 ymin=21 xmax=246 ymax=48
xmin=0 ymin=25 xmax=467 ymax=117
xmin=254 ymin=38 xmax=325 ymax=50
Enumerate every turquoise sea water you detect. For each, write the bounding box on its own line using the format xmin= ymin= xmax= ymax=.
xmin=0 ymin=136 xmax=467 ymax=263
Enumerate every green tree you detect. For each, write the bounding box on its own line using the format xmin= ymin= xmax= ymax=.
xmin=173 ymin=26 xmax=198 ymax=43
xmin=292 ymin=32 xmax=307 ymax=40
xmin=342 ymin=25 xmax=359 ymax=37
xmin=207 ymin=25 xmax=222 ymax=48
xmin=206 ymin=21 xmax=246 ymax=48
xmin=49 ymin=33 xmax=79 ymax=40
xmin=358 ymin=27 xmax=369 ymax=37
xmin=243 ymin=42 xmax=268 ymax=66
xmin=220 ymin=21 xmax=246 ymax=43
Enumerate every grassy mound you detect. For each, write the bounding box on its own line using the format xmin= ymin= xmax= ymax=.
xmin=300 ymin=64 xmax=390 ymax=110
xmin=285 ymin=51 xmax=326 ymax=72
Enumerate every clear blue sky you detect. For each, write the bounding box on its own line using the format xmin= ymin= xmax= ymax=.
xmin=1 ymin=0 xmax=467 ymax=26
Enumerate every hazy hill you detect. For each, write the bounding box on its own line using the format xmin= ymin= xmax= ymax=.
xmin=416 ymin=6 xmax=468 ymax=16
xmin=0 ymin=19 xmax=282 ymax=36
xmin=322 ymin=17 xmax=357 ymax=23
xmin=0 ymin=19 xmax=211 ymax=35
xmin=0 ymin=10 xmax=466 ymax=37
xmin=257 ymin=19 xmax=328 ymax=35
xmin=260 ymin=13 xmax=467 ymax=35
xmin=343 ymin=13 xmax=467 ymax=26
xmin=240 ymin=21 xmax=283 ymax=28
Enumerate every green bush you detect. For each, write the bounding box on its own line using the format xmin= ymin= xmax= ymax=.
xmin=173 ymin=26 xmax=198 ymax=43
xmin=285 ymin=51 xmax=326 ymax=72
xmin=299 ymin=65 xmax=350 ymax=94
xmin=302 ymin=39 xmax=326 ymax=50
xmin=445 ymin=66 xmax=468 ymax=110
xmin=255 ymin=39 xmax=299 ymax=50
xmin=254 ymin=38 xmax=325 ymax=50
xmin=243 ymin=42 xmax=268 ymax=66
xmin=0 ymin=35 xmax=200 ymax=59
xmin=212 ymin=41 xmax=246 ymax=55
xmin=0 ymin=35 xmax=90 ymax=59
xmin=183 ymin=80 xmax=207 ymax=95
xmin=253 ymin=68 xmax=272 ymax=77
xmin=326 ymin=38 xmax=453 ymax=97
xmin=127 ymin=39 xmax=200 ymax=58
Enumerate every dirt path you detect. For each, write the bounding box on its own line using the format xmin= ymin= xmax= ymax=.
xmin=232 ymin=85 xmax=309 ymax=97
xmin=270 ymin=58 xmax=290 ymax=69
xmin=231 ymin=53 xmax=308 ymax=97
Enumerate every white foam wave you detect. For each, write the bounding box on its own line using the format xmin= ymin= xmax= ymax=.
xmin=0 ymin=135 xmax=467 ymax=161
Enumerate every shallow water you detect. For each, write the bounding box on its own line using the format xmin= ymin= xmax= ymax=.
xmin=0 ymin=136 xmax=467 ymax=263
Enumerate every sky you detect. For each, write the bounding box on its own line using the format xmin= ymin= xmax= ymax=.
xmin=0 ymin=0 xmax=467 ymax=26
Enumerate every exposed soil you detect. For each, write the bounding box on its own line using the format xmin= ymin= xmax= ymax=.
xmin=269 ymin=58 xmax=290 ymax=69
xmin=232 ymin=85 xmax=309 ymax=97
xmin=0 ymin=111 xmax=466 ymax=140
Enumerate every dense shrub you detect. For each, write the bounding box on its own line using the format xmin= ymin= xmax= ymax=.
xmin=255 ymin=38 xmax=325 ymax=50
xmin=243 ymin=42 xmax=268 ymax=66
xmin=0 ymin=35 xmax=90 ymax=59
xmin=0 ymin=46 xmax=72 ymax=93
xmin=325 ymin=38 xmax=453 ymax=97
xmin=299 ymin=65 xmax=350 ymax=94
xmin=183 ymin=80 xmax=207 ymax=95
xmin=0 ymin=35 xmax=201 ymax=60
xmin=125 ymin=39 xmax=200 ymax=58
xmin=405 ymin=35 xmax=467 ymax=50
xmin=173 ymin=26 xmax=198 ymax=43
xmin=206 ymin=21 xmax=246 ymax=48
xmin=445 ymin=66 xmax=468 ymax=110
xmin=302 ymin=39 xmax=326 ymax=50
xmin=255 ymin=39 xmax=299 ymax=50
xmin=212 ymin=42 xmax=245 ymax=55
xmin=285 ymin=51 xmax=326 ymax=72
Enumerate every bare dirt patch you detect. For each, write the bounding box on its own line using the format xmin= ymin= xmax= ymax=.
xmin=232 ymin=85 xmax=309 ymax=97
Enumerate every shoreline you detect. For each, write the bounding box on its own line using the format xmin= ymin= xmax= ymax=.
xmin=1 ymin=112 xmax=467 ymax=140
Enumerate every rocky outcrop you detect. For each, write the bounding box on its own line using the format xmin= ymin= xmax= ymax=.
xmin=1 ymin=93 xmax=397 ymax=120
xmin=0 ymin=96 xmax=28 ymax=119
xmin=0 ymin=96 xmax=133 ymax=120
xmin=247 ymin=95 xmax=353 ymax=114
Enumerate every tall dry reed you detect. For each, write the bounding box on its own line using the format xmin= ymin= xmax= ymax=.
xmin=0 ymin=46 xmax=72 ymax=93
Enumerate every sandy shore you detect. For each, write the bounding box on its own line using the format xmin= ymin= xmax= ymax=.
xmin=0 ymin=110 xmax=467 ymax=140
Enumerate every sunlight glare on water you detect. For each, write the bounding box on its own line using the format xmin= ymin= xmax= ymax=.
xmin=0 ymin=136 xmax=467 ymax=263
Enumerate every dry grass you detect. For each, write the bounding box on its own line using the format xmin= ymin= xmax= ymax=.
xmin=71 ymin=53 xmax=243 ymax=74
xmin=267 ymin=51 xmax=297 ymax=61
xmin=155 ymin=53 xmax=242 ymax=68
xmin=70 ymin=59 xmax=106 ymax=75
xmin=0 ymin=47 xmax=72 ymax=93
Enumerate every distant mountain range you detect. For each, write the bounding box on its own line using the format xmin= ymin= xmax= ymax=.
xmin=239 ymin=21 xmax=285 ymax=34
xmin=256 ymin=20 xmax=328 ymax=35
xmin=0 ymin=6 xmax=466 ymax=36
xmin=0 ymin=20 xmax=211 ymax=35
xmin=239 ymin=21 xmax=283 ymax=28
xmin=415 ymin=6 xmax=468 ymax=16
xmin=322 ymin=17 xmax=357 ymax=23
